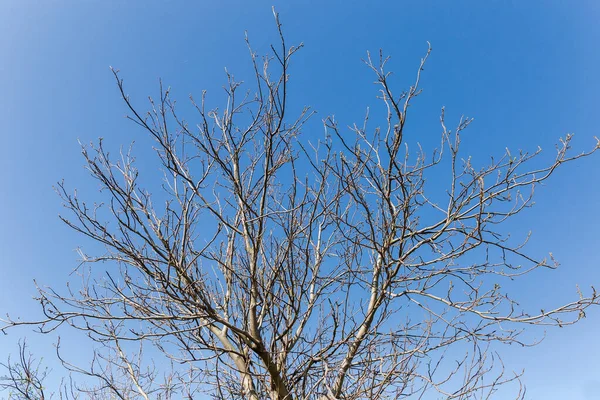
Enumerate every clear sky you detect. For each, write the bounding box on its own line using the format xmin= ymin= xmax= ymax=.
xmin=1 ymin=1 xmax=599 ymax=399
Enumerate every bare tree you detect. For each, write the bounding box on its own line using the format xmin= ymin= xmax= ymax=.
xmin=0 ymin=340 xmax=49 ymax=400
xmin=1 ymin=330 xmax=188 ymax=399
xmin=3 ymin=10 xmax=599 ymax=400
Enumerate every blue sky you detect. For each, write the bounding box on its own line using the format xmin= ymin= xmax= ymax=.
xmin=1 ymin=1 xmax=599 ymax=398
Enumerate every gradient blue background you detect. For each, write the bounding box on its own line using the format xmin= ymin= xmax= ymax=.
xmin=1 ymin=1 xmax=599 ymax=398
